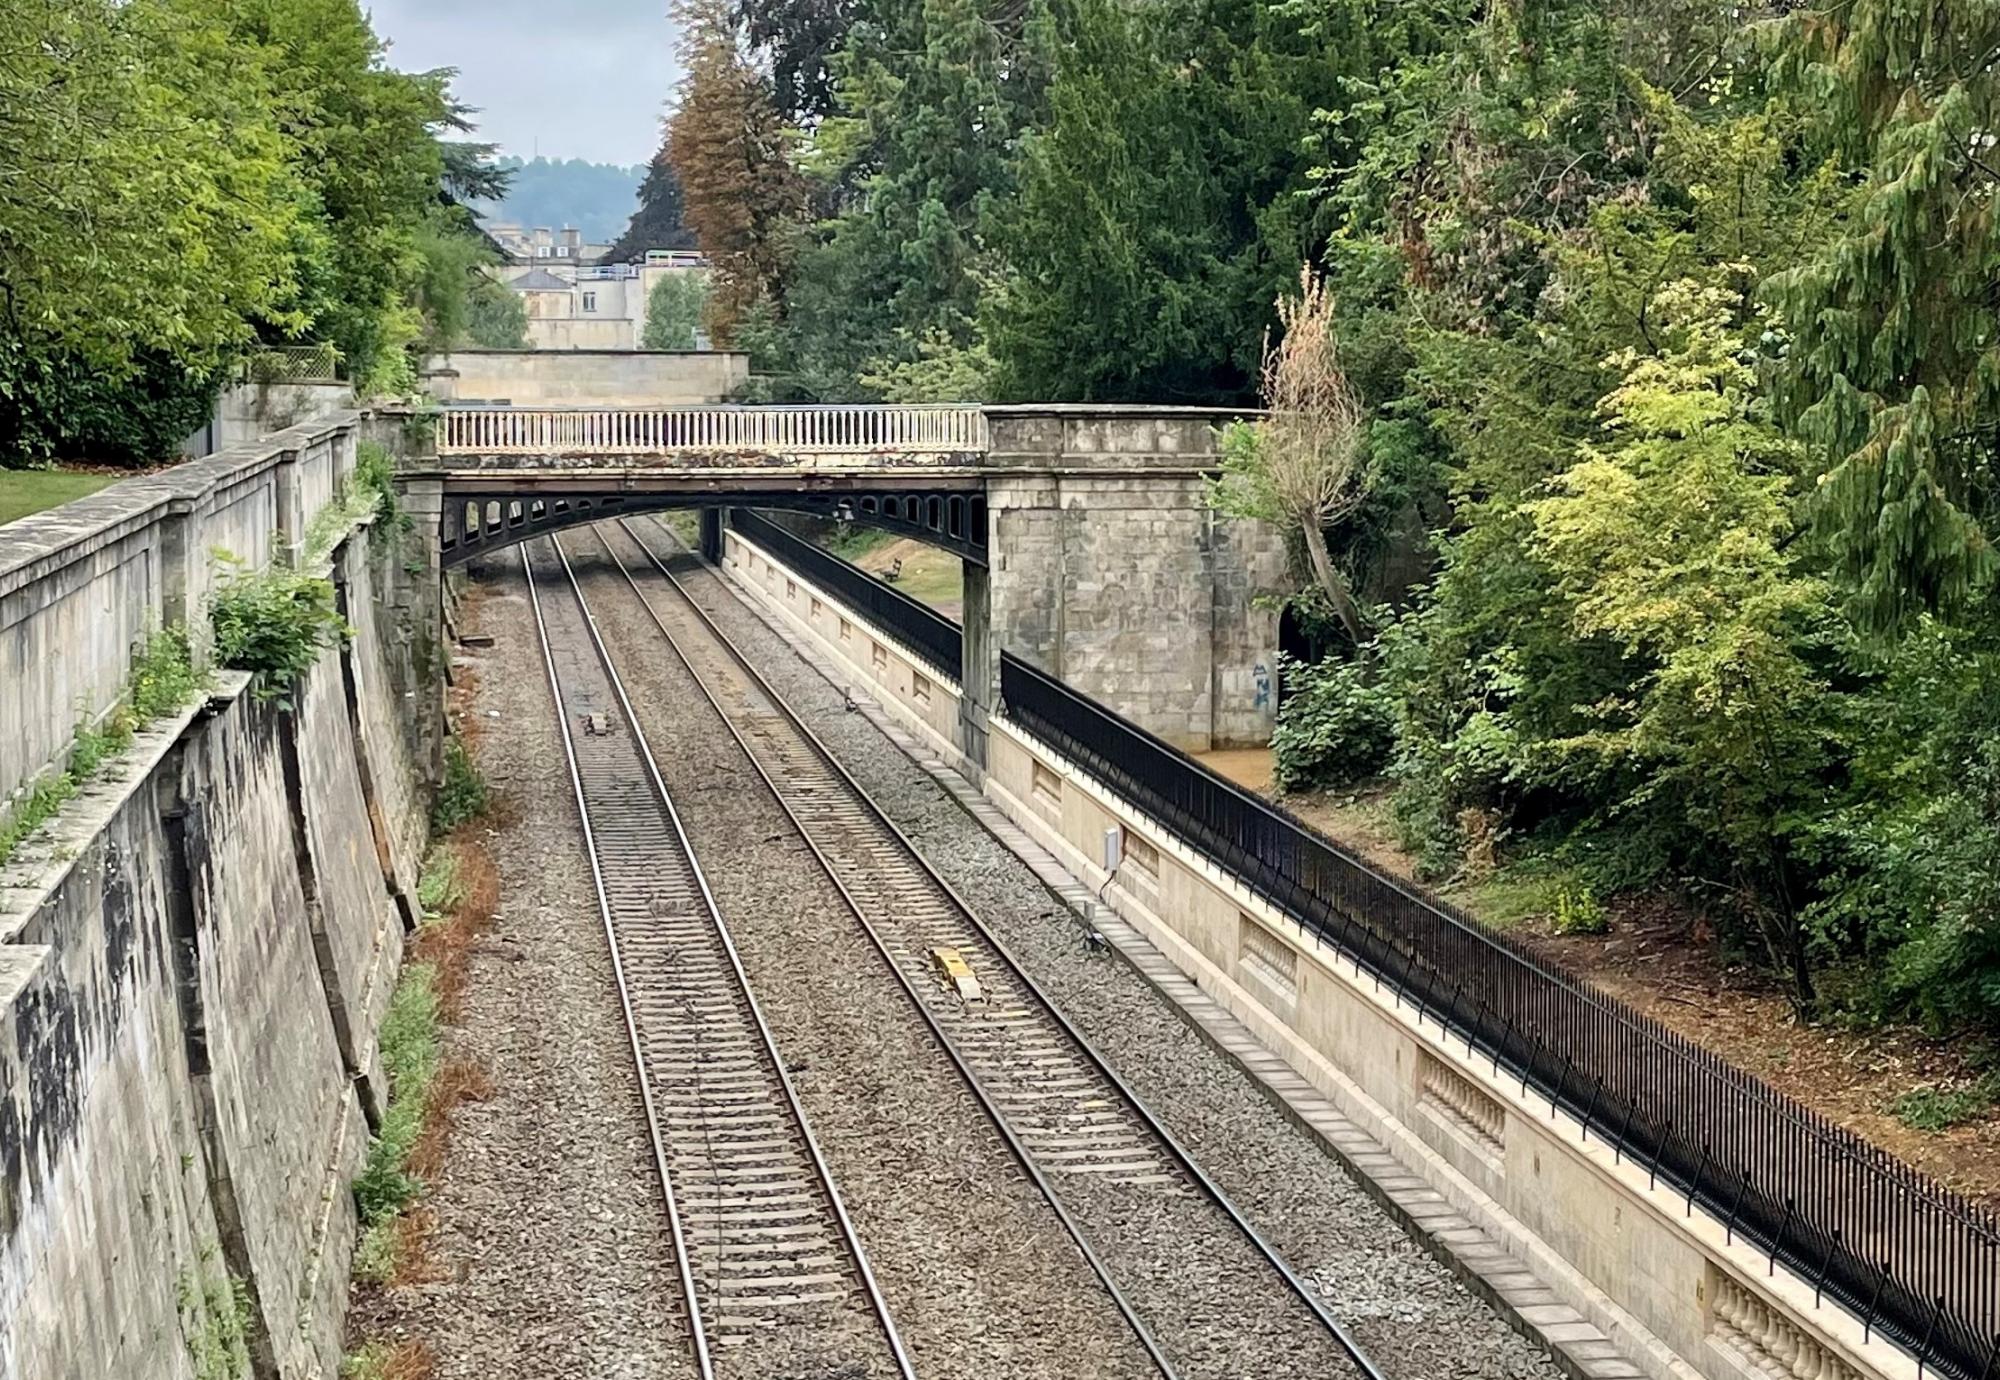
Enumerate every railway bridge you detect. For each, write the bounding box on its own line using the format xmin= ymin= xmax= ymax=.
xmin=407 ymin=402 xmax=1289 ymax=758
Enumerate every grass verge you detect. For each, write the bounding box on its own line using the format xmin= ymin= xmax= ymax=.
xmin=0 ymin=469 xmax=120 ymax=526
xmin=350 ymin=833 xmax=496 ymax=1289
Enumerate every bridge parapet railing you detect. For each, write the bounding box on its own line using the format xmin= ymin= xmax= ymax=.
xmin=437 ymin=405 xmax=989 ymax=457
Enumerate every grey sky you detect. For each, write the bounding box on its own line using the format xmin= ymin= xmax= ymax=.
xmin=366 ymin=0 xmax=680 ymax=167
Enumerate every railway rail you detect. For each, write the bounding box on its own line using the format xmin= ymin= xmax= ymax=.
xmin=522 ymin=538 xmax=915 ymax=1380
xmin=573 ymin=516 xmax=1392 ymax=1380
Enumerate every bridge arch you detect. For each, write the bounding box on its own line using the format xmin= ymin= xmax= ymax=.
xmin=440 ymin=487 xmax=987 ymax=569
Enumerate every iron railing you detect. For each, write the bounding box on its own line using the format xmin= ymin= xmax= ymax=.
xmin=241 ymin=343 xmax=344 ymax=383
xmin=437 ymin=404 xmax=989 ymax=457
xmin=999 ymin=653 xmax=1999 ymax=1380
xmin=730 ymin=510 xmax=962 ymax=680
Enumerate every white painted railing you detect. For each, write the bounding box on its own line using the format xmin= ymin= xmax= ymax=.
xmin=437 ymin=405 xmax=988 ymax=456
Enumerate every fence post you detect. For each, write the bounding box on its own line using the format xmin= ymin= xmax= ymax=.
xmin=1724 ymin=1171 xmax=1752 ymax=1246
xmin=1813 ymin=1228 xmax=1841 ymax=1307
xmin=1770 ymin=1197 xmax=1795 ymax=1277
xmin=1916 ymin=1295 xmax=1944 ymax=1378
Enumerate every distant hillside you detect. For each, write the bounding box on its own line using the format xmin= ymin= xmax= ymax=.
xmin=473 ymin=157 xmax=646 ymax=244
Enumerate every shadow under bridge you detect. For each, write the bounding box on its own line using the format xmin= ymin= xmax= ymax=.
xmin=431 ymin=404 xmax=991 ymax=568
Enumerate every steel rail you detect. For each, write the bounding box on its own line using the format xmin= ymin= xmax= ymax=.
xmin=605 ymin=515 xmax=1392 ymax=1380
xmin=572 ymin=523 xmax=1185 ymax=1380
xmin=525 ymin=538 xmax=918 ymax=1380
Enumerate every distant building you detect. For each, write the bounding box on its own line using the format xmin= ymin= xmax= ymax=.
xmin=484 ymin=222 xmax=613 ymax=265
xmin=502 ymin=254 xmax=713 ymax=351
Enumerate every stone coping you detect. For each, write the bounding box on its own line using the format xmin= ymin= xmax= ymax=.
xmin=0 ymin=412 xmax=362 ymax=594
xmin=0 ymin=671 xmax=254 ymax=945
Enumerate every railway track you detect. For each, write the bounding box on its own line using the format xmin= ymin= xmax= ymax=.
xmin=578 ymin=516 xmax=1391 ymax=1380
xmin=521 ymin=538 xmax=915 ymax=1380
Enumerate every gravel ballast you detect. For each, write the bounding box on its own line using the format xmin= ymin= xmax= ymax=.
xmin=586 ymin=521 xmax=1372 ymax=1379
xmin=347 ymin=547 xmax=698 ymax=1380
xmin=559 ymin=528 xmax=1161 ymax=1380
xmin=653 ymin=518 xmax=1570 ymax=1380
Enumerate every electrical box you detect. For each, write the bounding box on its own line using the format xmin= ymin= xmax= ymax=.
xmin=1102 ymin=826 xmax=1123 ymax=871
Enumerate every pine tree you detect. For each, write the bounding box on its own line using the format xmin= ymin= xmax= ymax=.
xmin=667 ymin=0 xmax=806 ymax=342
xmin=1764 ymin=0 xmax=2000 ymax=635
xmin=605 ymin=155 xmax=697 ymax=262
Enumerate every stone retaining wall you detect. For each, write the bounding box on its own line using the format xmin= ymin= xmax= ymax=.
xmin=0 ymin=431 xmax=436 ymax=1379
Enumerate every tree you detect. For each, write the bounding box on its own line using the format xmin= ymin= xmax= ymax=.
xmin=736 ymin=0 xmax=855 ymax=122
xmin=466 ymin=281 xmax=528 ymax=349
xmin=212 ymin=0 xmax=465 ymax=391
xmin=605 ymin=155 xmax=697 ymax=262
xmin=667 ymin=0 xmax=806 ymax=342
xmin=1209 ymin=267 xmax=1375 ymax=643
xmin=642 ymin=273 xmax=710 ymax=350
xmin=1527 ymin=283 xmax=1836 ymax=1008
xmin=1763 ymin=0 xmax=2000 ymax=638
xmin=0 ymin=0 xmax=304 ymax=463
xmin=982 ymin=0 xmax=1341 ymax=402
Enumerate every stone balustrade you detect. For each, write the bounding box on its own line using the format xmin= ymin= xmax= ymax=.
xmin=436 ymin=403 xmax=990 ymax=456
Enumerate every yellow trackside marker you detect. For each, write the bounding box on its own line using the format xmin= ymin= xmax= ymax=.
xmin=930 ymin=946 xmax=985 ymax=1004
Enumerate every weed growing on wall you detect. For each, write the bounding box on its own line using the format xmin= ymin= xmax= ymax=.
xmin=0 ymin=625 xmax=204 ymax=870
xmin=129 ymin=625 xmax=205 ymax=720
xmin=353 ymin=441 xmax=400 ymax=526
xmin=429 ymin=737 xmax=488 ymax=835
xmin=175 ymin=1255 xmax=252 ymax=1380
xmin=210 ymin=562 xmax=351 ymax=703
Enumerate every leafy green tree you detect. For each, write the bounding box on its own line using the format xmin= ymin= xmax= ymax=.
xmin=465 ymin=281 xmax=529 ymax=349
xmin=1527 ymin=283 xmax=1837 ymax=1006
xmin=0 ymin=0 xmax=304 ymax=461
xmin=211 ymin=0 xmax=463 ymax=390
xmin=642 ymin=274 xmax=710 ymax=350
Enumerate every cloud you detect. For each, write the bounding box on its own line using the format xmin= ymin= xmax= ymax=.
xmin=366 ymin=0 xmax=680 ymax=166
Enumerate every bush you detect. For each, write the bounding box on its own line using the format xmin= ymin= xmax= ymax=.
xmin=1892 ymin=1081 xmax=1997 ymax=1133
xmin=1549 ymin=879 xmax=1610 ymax=935
xmin=210 ymin=564 xmax=351 ymax=702
xmin=1271 ymin=653 xmax=1397 ymax=793
xmin=0 ymin=345 xmax=224 ymax=468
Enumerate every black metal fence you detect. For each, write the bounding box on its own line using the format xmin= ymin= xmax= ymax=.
xmin=730 ymin=509 xmax=962 ymax=680
xmin=1001 ymin=654 xmax=1999 ymax=1380
xmin=733 ymin=510 xmax=1999 ymax=1377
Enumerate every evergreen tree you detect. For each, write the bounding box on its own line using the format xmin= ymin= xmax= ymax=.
xmin=1763 ymin=0 xmax=2000 ymax=636
xmin=667 ymin=0 xmax=806 ymax=342
xmin=736 ymin=0 xmax=855 ymax=122
xmin=983 ymin=0 xmax=1344 ymax=401
xmin=606 ymin=155 xmax=698 ymax=262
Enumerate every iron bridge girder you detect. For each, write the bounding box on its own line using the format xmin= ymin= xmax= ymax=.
xmin=439 ymin=487 xmax=989 ymax=567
